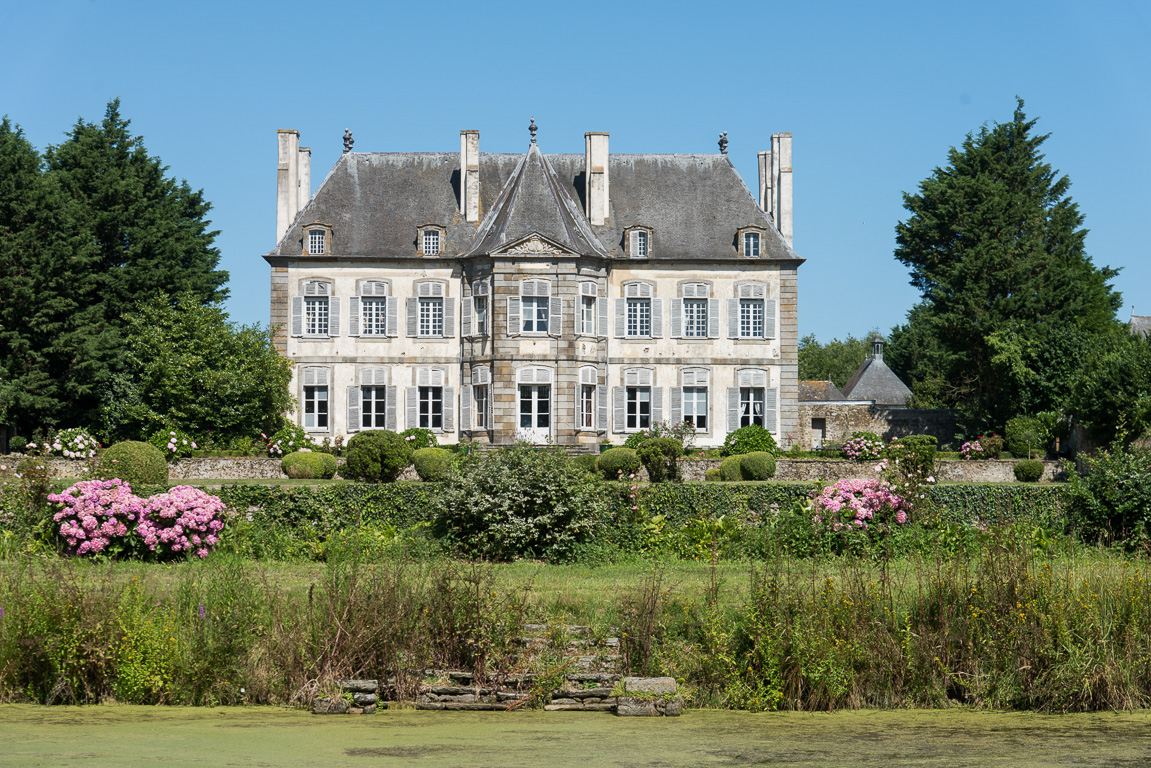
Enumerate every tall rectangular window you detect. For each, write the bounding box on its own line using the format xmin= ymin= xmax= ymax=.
xmin=635 ymin=230 xmax=648 ymax=257
xmin=304 ymin=386 xmax=328 ymax=429
xmin=308 ymin=230 xmax=325 ymax=254
xmin=304 ymin=297 xmax=329 ymax=335
xmin=740 ymin=387 xmax=765 ymax=427
xmin=739 ymin=299 xmax=764 ymax=338
xmin=581 ymin=296 xmax=596 ymax=335
xmin=474 ymin=295 xmax=488 ymax=335
xmin=423 ymin=230 xmax=440 ymax=254
xmin=684 ymin=299 xmax=707 ymax=338
xmin=419 ymin=297 xmax=444 ymax=336
xmin=361 ymin=386 xmax=387 ymax=429
xmin=474 ymin=385 xmax=488 ymax=428
xmin=522 ymin=296 xmax=549 ymax=333
xmin=419 ymin=386 xmax=443 ymax=429
xmin=362 ymin=297 xmax=386 ymax=336
xmin=580 ymin=385 xmax=595 ymax=429
xmin=683 ymin=388 xmax=708 ymax=430
xmin=626 ymin=386 xmax=651 ymax=430
xmin=626 ymin=298 xmax=651 ymax=337
xmin=744 ymin=232 xmax=760 ymax=257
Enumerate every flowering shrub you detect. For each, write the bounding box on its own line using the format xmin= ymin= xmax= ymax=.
xmin=960 ymin=440 xmax=985 ymax=460
xmin=400 ymin=428 xmax=437 ymax=450
xmin=46 ymin=427 xmax=100 ymax=459
xmin=263 ymin=424 xmax=313 ymax=456
xmin=48 ymin=479 xmax=145 ymax=556
xmin=147 ymin=428 xmax=197 ymax=462
xmin=136 ymin=486 xmax=227 ymax=559
xmin=810 ymin=479 xmax=909 ymax=533
xmin=842 ymin=432 xmax=885 ymax=461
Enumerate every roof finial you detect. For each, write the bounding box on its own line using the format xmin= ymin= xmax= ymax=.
xmin=529 ymin=117 xmax=538 ymax=144
xmin=718 ymin=131 xmax=729 ymax=154
xmin=342 ymin=129 xmax=354 ymax=153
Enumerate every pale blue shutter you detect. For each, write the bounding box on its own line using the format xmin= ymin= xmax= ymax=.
xmin=613 ymin=387 xmax=626 ymax=433
xmin=764 ymin=299 xmax=776 ymax=340
xmin=406 ymin=298 xmax=418 ymax=337
xmin=386 ymin=297 xmax=399 ymax=337
xmin=406 ymin=387 xmax=418 ymax=429
xmin=708 ymin=298 xmax=720 ymax=338
xmin=597 ymin=383 xmax=608 ymax=431
xmin=728 ymin=299 xmax=740 ymax=339
xmin=461 ymin=385 xmax=473 ymax=431
xmin=507 ymin=297 xmax=521 ymax=337
xmin=549 ymin=296 xmax=562 ymax=336
xmin=385 ymin=386 xmax=398 ymax=431
xmin=597 ymin=297 xmax=608 ymax=337
xmin=346 ymin=386 xmax=361 ymax=432
xmin=651 ymin=299 xmax=663 ymax=338
xmin=443 ymin=387 xmax=455 ymax=432
xmin=614 ymin=298 xmax=626 ymax=338
xmin=652 ymin=387 xmax=663 ymax=424
xmin=670 ymin=298 xmax=683 ymax=338
xmin=290 ymin=297 xmax=303 ymax=337
xmin=764 ymin=387 xmax=778 ymax=433
xmin=670 ymin=387 xmax=682 ymax=425
xmin=328 ymin=297 xmax=341 ymax=337
xmin=727 ymin=387 xmax=740 ymax=433
xmin=462 ymin=297 xmax=473 ymax=338
xmin=347 ymin=296 xmax=361 ymax=337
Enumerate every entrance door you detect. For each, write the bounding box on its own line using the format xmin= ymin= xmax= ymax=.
xmin=518 ymin=385 xmax=551 ymax=443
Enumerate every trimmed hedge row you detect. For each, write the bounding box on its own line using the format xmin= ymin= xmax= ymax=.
xmin=195 ymin=481 xmax=1067 ymax=534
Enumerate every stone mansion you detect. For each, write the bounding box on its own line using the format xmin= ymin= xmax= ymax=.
xmin=263 ymin=124 xmax=803 ymax=447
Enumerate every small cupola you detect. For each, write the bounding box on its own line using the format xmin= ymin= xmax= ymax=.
xmin=871 ymin=332 xmax=885 ymax=361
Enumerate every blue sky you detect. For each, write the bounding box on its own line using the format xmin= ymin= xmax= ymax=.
xmin=3 ymin=0 xmax=1148 ymax=342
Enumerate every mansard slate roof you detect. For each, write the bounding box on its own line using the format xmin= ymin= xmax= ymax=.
xmin=266 ymin=142 xmax=797 ymax=262
xmin=799 ymin=380 xmax=847 ymax=402
xmin=841 ymin=357 xmax=913 ymax=407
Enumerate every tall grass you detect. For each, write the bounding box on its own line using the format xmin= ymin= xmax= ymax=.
xmin=2 ymin=536 xmax=1151 ymax=712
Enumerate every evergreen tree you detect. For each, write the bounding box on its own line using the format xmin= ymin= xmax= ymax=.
xmin=887 ymin=99 xmax=1122 ymax=432
xmin=0 ymin=102 xmax=228 ymax=436
xmin=798 ymin=332 xmax=872 ymax=389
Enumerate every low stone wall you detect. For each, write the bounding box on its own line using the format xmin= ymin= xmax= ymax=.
xmin=32 ymin=455 xmax=1060 ymax=484
xmin=680 ymin=458 xmax=1063 ymax=483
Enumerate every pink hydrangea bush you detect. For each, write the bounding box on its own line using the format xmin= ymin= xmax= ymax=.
xmin=48 ymin=479 xmax=145 ymax=555
xmin=810 ymin=478 xmax=910 ymax=534
xmin=136 ymin=486 xmax=227 ymax=559
xmin=960 ymin=440 xmax=985 ymax=460
xmin=841 ymin=433 xmax=885 ymax=461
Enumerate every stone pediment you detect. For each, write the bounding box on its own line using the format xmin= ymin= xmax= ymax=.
xmin=493 ymin=232 xmax=573 ymax=256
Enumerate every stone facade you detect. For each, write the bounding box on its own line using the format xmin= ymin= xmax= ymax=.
xmin=796 ymin=402 xmax=956 ymax=451
xmin=264 ymin=127 xmax=803 ymax=449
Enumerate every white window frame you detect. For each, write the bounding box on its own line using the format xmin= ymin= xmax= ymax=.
xmin=304 ymin=386 xmax=328 ymax=430
xmin=361 ymin=296 xmax=387 ymax=336
xmin=474 ymin=294 xmax=488 ymax=335
xmin=307 ymin=229 xmax=326 ymax=255
xmin=419 ymin=386 xmax=443 ymax=430
xmin=627 ymin=227 xmax=653 ymax=258
xmin=423 ymin=229 xmax=441 ymax=255
xmin=683 ymin=387 xmax=708 ymax=431
xmin=361 ymin=385 xmax=387 ymax=430
xmin=684 ymin=298 xmax=708 ymax=338
xmin=740 ymin=387 xmax=766 ymax=428
xmin=626 ymin=298 xmax=651 ymax=337
xmin=419 ymin=297 xmax=444 ymax=336
xmin=474 ymin=385 xmax=489 ymax=429
xmin=626 ymin=387 xmax=651 ymax=431
xmin=740 ymin=298 xmax=765 ymax=338
xmin=743 ymin=231 xmax=760 ymax=258
xmin=522 ymin=296 xmax=549 ymax=333
xmin=304 ymin=296 xmax=329 ymax=336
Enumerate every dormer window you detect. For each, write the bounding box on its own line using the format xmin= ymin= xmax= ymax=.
xmin=738 ymin=227 xmax=765 ymax=257
xmin=306 ymin=226 xmax=331 ymax=255
xmin=625 ymin=225 xmax=653 ymax=258
xmin=417 ymin=225 xmax=445 ymax=255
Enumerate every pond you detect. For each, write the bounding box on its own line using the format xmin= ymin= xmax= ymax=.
xmin=2 ymin=705 xmax=1149 ymax=767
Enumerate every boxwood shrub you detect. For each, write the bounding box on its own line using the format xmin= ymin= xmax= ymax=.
xmin=94 ymin=441 xmax=168 ymax=486
xmin=597 ymin=447 xmax=641 ymax=480
xmin=739 ymin=451 xmax=777 ymax=480
xmin=281 ymin=451 xmax=336 ymax=480
xmin=343 ymin=430 xmax=412 ymax=482
xmin=412 ymin=447 xmax=453 ymax=482
xmin=1014 ymin=460 xmax=1044 ymax=483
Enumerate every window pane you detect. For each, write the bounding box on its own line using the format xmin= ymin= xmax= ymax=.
xmin=581 ymin=296 xmax=596 ymax=335
xmin=474 ymin=386 xmax=488 ymax=428
xmin=305 ymin=297 xmax=329 ymax=335
xmin=626 ymin=298 xmax=651 ymax=337
xmin=581 ymin=385 xmax=594 ymax=428
xmin=475 ymin=296 xmax=488 ymax=334
xmin=744 ymin=232 xmax=759 ymax=257
xmin=362 ymin=386 xmax=386 ymax=428
xmin=684 ymin=299 xmax=707 ymax=337
xmin=740 ymin=299 xmax=764 ymax=338
xmin=423 ymin=230 xmax=440 ymax=254
xmin=309 ymin=230 xmax=325 ymax=254
xmin=419 ymin=298 xmax=443 ymax=336
xmin=362 ymin=297 xmax=386 ymax=335
xmin=522 ymin=296 xmax=548 ymax=333
xmin=684 ymin=387 xmax=707 ymax=430
xmin=420 ymin=386 xmax=442 ymax=429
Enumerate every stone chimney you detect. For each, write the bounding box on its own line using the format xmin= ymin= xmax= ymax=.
xmin=584 ymin=132 xmax=609 ymax=226
xmin=297 ymin=145 xmax=311 ymax=213
xmin=758 ymin=150 xmax=772 ymax=215
xmin=771 ymin=133 xmax=793 ymax=248
xmin=276 ymin=129 xmax=301 ymax=243
xmin=460 ymin=130 xmax=480 ymax=223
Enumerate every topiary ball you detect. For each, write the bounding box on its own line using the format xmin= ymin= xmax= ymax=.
xmin=343 ymin=430 xmax=413 ymax=482
xmin=739 ymin=451 xmax=777 ymax=481
xmin=1014 ymin=459 xmax=1044 ymax=482
xmin=412 ymin=447 xmax=453 ymax=482
xmin=597 ymin=447 xmax=641 ymax=480
xmin=572 ymin=453 xmax=599 ymax=475
xmin=720 ymin=455 xmax=743 ymax=482
xmin=282 ymin=451 xmax=328 ymax=479
xmin=705 ymin=467 xmax=722 ymax=482
xmin=317 ymin=452 xmax=338 ymax=479
xmin=95 ymin=440 xmax=169 ymax=486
